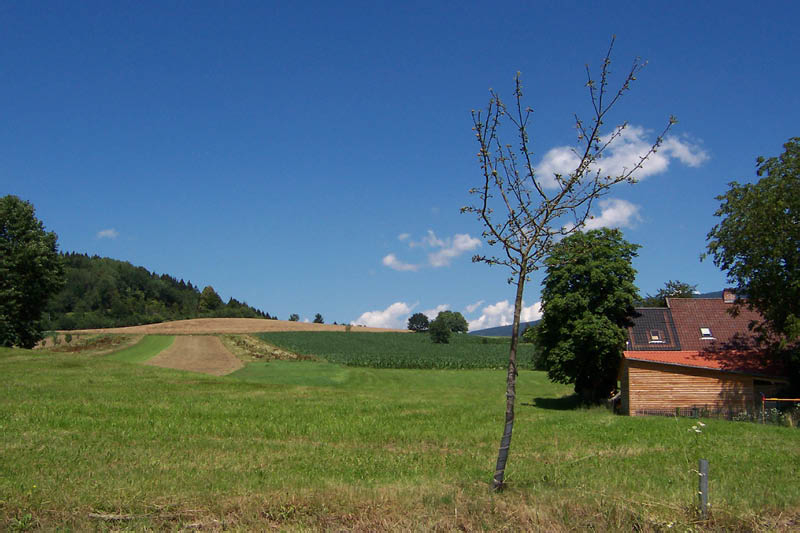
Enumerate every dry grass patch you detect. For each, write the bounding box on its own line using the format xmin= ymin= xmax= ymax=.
xmin=220 ymin=334 xmax=317 ymax=363
xmin=49 ymin=486 xmax=797 ymax=532
xmin=35 ymin=333 xmax=141 ymax=355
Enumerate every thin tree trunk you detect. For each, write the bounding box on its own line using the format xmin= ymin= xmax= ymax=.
xmin=491 ymin=270 xmax=526 ymax=491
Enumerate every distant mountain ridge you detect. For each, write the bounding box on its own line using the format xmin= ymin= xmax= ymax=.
xmin=469 ymin=291 xmax=725 ymax=337
xmin=469 ymin=320 xmax=540 ymax=337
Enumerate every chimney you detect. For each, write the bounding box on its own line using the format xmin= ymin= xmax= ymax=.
xmin=722 ymin=289 xmax=736 ymax=303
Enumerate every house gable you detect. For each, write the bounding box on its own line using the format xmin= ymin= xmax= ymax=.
xmin=620 ymin=293 xmax=788 ymax=416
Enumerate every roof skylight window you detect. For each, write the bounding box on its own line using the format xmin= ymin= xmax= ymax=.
xmin=648 ymin=329 xmax=665 ymax=343
xmin=700 ymin=327 xmax=714 ymax=339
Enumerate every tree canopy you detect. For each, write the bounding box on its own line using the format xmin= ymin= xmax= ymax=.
xmin=537 ymin=229 xmax=640 ymax=404
xmin=435 ymin=310 xmax=469 ymax=333
xmin=429 ymin=314 xmax=451 ymax=344
xmin=407 ymin=312 xmax=430 ymax=332
xmin=705 ymin=137 xmax=800 ymax=345
xmin=313 ymin=313 xmax=324 ymax=324
xmin=44 ymin=253 xmax=271 ymax=329
xmin=0 ymin=195 xmax=65 ymax=348
xmin=636 ymin=280 xmax=697 ymax=307
xmin=198 ymin=286 xmax=224 ymax=313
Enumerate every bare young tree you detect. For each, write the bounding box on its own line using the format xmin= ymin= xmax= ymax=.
xmin=462 ymin=38 xmax=675 ymax=491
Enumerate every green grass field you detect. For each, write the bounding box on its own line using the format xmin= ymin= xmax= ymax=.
xmin=257 ymin=331 xmax=532 ymax=369
xmin=1 ymin=344 xmax=799 ymax=531
xmin=104 ymin=335 xmax=174 ymax=363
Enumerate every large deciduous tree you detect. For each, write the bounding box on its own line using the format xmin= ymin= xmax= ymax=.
xmin=636 ymin=279 xmax=697 ymax=307
xmin=462 ymin=39 xmax=673 ymax=491
xmin=0 ymin=195 xmax=65 ymax=348
xmin=705 ymin=138 xmax=800 ymax=347
xmin=537 ymin=229 xmax=640 ymax=404
xmin=407 ymin=312 xmax=430 ymax=332
xmin=436 ymin=310 xmax=469 ymax=333
xmin=428 ymin=315 xmax=451 ymax=344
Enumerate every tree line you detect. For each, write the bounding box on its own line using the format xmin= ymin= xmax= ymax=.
xmin=42 ymin=252 xmax=274 ymax=330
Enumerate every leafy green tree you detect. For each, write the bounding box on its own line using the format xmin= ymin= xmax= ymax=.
xmin=288 ymin=313 xmax=299 ymax=322
xmin=462 ymin=40 xmax=672 ymax=490
xmin=429 ymin=315 xmax=451 ymax=344
xmin=438 ymin=310 xmax=469 ymax=333
xmin=521 ymin=325 xmax=536 ymax=343
xmin=705 ymin=137 xmax=800 ymax=347
xmin=198 ymin=286 xmax=223 ymax=313
xmin=313 ymin=313 xmax=324 ymax=324
xmin=637 ymin=279 xmax=697 ymax=307
xmin=537 ymin=229 xmax=639 ymax=404
xmin=0 ymin=195 xmax=65 ymax=348
xmin=407 ymin=312 xmax=430 ymax=332
xmin=45 ymin=252 xmax=270 ymax=328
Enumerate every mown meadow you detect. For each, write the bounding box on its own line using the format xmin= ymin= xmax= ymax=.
xmin=1 ymin=338 xmax=799 ymax=531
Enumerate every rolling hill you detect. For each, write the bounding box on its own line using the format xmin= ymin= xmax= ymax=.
xmin=45 ymin=253 xmax=273 ymax=330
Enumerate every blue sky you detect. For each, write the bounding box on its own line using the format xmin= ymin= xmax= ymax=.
xmin=3 ymin=2 xmax=799 ymax=329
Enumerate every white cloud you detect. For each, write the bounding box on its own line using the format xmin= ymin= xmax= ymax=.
xmin=96 ymin=228 xmax=119 ymax=239
xmin=536 ymin=126 xmax=709 ymax=189
xmin=383 ymin=230 xmax=481 ymax=271
xmin=423 ymin=304 xmax=449 ymax=319
xmin=468 ymin=300 xmax=542 ymax=332
xmin=423 ymin=230 xmax=445 ymax=248
xmin=409 ymin=229 xmax=443 ymax=248
xmin=427 ymin=232 xmax=481 ymax=267
xmin=465 ymin=300 xmax=485 ymax=314
xmin=584 ymin=198 xmax=641 ymax=230
xmin=661 ymin=136 xmax=709 ymax=167
xmin=353 ymin=302 xmax=414 ymax=329
xmin=397 ymin=233 xmax=410 ymax=241
xmin=382 ymin=253 xmax=420 ymax=272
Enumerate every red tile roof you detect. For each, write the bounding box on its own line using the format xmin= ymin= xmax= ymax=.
xmin=666 ymin=297 xmax=763 ymax=351
xmin=623 ymin=350 xmax=785 ymax=378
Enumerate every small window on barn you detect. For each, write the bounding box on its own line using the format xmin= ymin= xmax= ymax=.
xmin=700 ymin=327 xmax=714 ymax=339
xmin=648 ymin=329 xmax=665 ymax=344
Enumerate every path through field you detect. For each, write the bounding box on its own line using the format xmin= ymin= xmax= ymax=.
xmin=145 ymin=335 xmax=243 ymax=376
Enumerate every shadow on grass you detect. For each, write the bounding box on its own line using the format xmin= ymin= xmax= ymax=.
xmin=526 ymin=394 xmax=582 ymax=410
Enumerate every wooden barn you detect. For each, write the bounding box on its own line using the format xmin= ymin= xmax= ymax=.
xmin=619 ymin=291 xmax=788 ymax=416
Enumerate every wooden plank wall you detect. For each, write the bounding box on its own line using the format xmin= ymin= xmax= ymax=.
xmin=623 ymin=360 xmax=755 ymax=415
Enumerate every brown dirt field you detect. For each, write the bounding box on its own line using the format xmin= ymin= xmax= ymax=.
xmin=67 ymin=318 xmax=408 ymax=335
xmin=145 ymin=335 xmax=244 ymax=376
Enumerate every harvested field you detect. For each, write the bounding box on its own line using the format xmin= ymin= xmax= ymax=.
xmin=145 ymin=335 xmax=243 ymax=376
xmin=67 ymin=318 xmax=407 ymax=335
xmin=36 ymin=333 xmax=143 ymax=355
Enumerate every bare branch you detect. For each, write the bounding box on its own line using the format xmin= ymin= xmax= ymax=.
xmin=465 ymin=39 xmax=674 ymax=492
